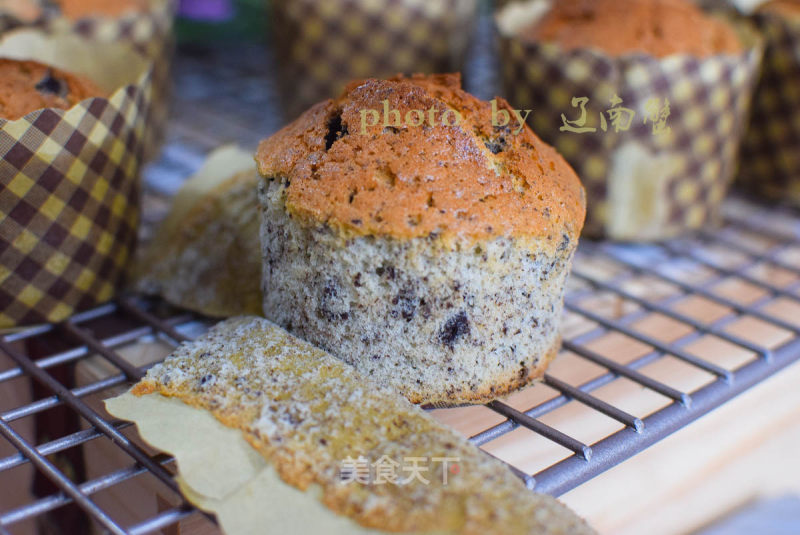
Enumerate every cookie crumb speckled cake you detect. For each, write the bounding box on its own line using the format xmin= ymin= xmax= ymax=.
xmin=256 ymin=73 xmax=585 ymax=405
xmin=121 ymin=316 xmax=596 ymax=534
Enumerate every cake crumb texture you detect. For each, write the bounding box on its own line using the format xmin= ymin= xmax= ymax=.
xmin=134 ymin=317 xmax=596 ymax=535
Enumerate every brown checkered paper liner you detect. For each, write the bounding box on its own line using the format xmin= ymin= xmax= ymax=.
xmin=271 ymin=0 xmax=478 ymax=120
xmin=0 ymin=30 xmax=153 ymax=328
xmin=737 ymin=10 xmax=800 ymax=205
xmin=496 ymin=2 xmax=763 ymax=241
xmin=1 ymin=0 xmax=175 ymax=161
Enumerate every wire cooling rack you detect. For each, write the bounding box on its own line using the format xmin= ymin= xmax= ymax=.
xmin=3 ymin=29 xmax=800 ymax=535
xmin=1 ymin=197 xmax=799 ymax=534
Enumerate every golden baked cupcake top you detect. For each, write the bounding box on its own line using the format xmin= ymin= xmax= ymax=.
xmin=0 ymin=58 xmax=106 ymax=120
xmin=759 ymin=0 xmax=800 ymax=17
xmin=55 ymin=0 xmax=150 ymax=20
xmin=520 ymin=0 xmax=742 ymax=58
xmin=256 ymin=73 xmax=586 ymax=244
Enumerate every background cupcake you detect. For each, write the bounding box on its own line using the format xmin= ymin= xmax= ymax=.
xmin=737 ymin=0 xmax=800 ymax=205
xmin=0 ymin=29 xmax=152 ymax=328
xmin=497 ymin=0 xmax=762 ymax=240
xmin=0 ymin=0 xmax=174 ymax=160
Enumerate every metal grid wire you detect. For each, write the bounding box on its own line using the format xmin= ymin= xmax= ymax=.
xmin=1 ymin=198 xmax=799 ymax=534
xmin=3 ymin=31 xmax=800 ymax=535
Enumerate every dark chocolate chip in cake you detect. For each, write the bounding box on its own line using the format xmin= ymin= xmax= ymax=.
xmin=484 ymin=136 xmax=508 ymax=154
xmin=439 ymin=311 xmax=470 ymax=349
xmin=35 ymin=70 xmax=68 ymax=98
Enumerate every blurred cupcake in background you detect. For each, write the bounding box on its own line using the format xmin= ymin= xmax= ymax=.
xmin=0 ymin=0 xmax=175 ymax=160
xmin=0 ymin=29 xmax=153 ymax=328
xmin=271 ymin=0 xmax=478 ymax=121
xmin=497 ymin=0 xmax=762 ymax=241
xmin=737 ymin=0 xmax=800 ymax=206
xmin=51 ymin=0 xmax=174 ymax=160
xmin=52 ymin=0 xmax=151 ymax=19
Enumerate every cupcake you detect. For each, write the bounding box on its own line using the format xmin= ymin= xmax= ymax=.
xmin=0 ymin=30 xmax=152 ymax=328
xmin=29 ymin=0 xmax=174 ymax=160
xmin=737 ymin=0 xmax=800 ymax=205
xmin=256 ymin=73 xmax=586 ymax=405
xmin=497 ymin=0 xmax=762 ymax=240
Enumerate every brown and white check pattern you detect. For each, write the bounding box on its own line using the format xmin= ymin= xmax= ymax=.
xmin=498 ymin=24 xmax=762 ymax=240
xmin=738 ymin=12 xmax=800 ymax=206
xmin=0 ymin=70 xmax=153 ymax=328
xmin=46 ymin=1 xmax=174 ymax=161
xmin=1 ymin=0 xmax=174 ymax=160
xmin=271 ymin=0 xmax=478 ymax=120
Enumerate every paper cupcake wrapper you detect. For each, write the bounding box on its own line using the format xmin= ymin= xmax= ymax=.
xmin=737 ymin=11 xmax=800 ymax=205
xmin=496 ymin=4 xmax=763 ymax=240
xmin=271 ymin=0 xmax=478 ymax=120
xmin=48 ymin=0 xmax=173 ymax=160
xmin=0 ymin=30 xmax=153 ymax=328
xmin=2 ymin=0 xmax=175 ymax=160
